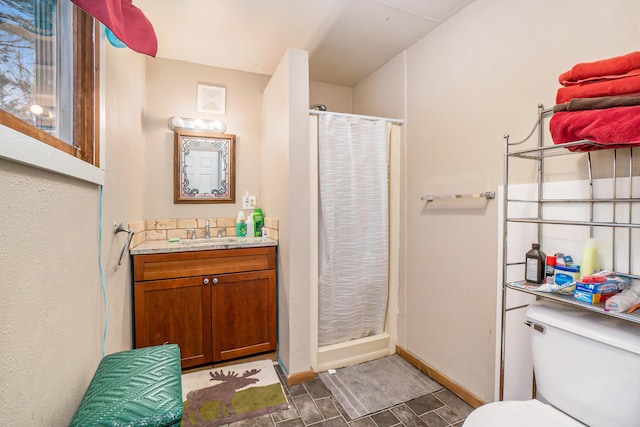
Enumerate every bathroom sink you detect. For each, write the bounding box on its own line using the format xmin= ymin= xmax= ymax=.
xmin=184 ymin=237 xmax=239 ymax=246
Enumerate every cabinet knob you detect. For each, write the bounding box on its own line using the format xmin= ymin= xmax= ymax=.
xmin=212 ymin=277 xmax=219 ymax=284
xmin=203 ymin=278 xmax=210 ymax=285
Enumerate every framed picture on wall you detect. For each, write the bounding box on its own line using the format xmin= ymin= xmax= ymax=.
xmin=197 ymin=84 xmax=226 ymax=114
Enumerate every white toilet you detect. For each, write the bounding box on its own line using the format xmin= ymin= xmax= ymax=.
xmin=464 ymin=300 xmax=640 ymax=427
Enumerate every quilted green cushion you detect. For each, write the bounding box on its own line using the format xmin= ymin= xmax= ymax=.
xmin=70 ymin=344 xmax=183 ymax=427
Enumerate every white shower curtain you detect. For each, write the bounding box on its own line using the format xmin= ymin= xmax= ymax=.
xmin=318 ymin=114 xmax=390 ymax=347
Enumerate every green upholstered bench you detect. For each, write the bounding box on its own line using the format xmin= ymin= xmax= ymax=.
xmin=70 ymin=344 xmax=183 ymax=427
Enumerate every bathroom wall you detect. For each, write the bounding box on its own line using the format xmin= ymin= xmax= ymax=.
xmin=352 ymin=52 xmax=408 ymax=346
xmin=261 ymin=48 xmax=311 ymax=376
xmin=396 ymin=0 xmax=640 ymax=403
xmin=101 ymin=46 xmax=149 ymax=353
xmin=0 ymin=45 xmax=147 ymax=425
xmin=143 ymin=58 xmax=270 ymax=219
xmin=309 ymin=80 xmax=352 ymax=113
xmin=353 ymin=52 xmax=405 ymax=122
xmin=0 ymin=160 xmax=102 ymax=425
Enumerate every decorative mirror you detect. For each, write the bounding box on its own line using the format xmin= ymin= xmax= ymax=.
xmin=174 ymin=130 xmax=236 ymax=203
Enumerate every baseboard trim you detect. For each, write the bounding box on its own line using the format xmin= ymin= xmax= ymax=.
xmin=396 ymin=345 xmax=484 ymax=409
xmin=287 ymin=369 xmax=315 ymax=386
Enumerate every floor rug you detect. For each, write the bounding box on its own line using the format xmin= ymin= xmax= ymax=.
xmin=318 ymin=354 xmax=442 ymax=419
xmin=180 ymin=359 xmax=289 ymax=427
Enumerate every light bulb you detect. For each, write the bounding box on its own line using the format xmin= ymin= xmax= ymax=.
xmin=212 ymin=120 xmax=226 ymax=133
xmin=168 ymin=117 xmax=184 ymax=129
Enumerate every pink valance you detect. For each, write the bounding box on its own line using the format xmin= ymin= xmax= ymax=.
xmin=71 ymin=0 xmax=157 ymax=57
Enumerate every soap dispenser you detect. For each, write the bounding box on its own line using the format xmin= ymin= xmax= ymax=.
xmin=236 ymin=211 xmax=247 ymax=237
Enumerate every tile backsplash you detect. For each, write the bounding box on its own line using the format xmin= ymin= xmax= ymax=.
xmin=128 ymin=217 xmax=279 ymax=248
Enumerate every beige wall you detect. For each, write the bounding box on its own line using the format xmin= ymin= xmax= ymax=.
xmin=309 ymin=80 xmax=352 ymax=113
xmin=397 ymin=0 xmax=640 ymax=402
xmin=0 ymin=160 xmax=101 ymax=425
xmin=352 ymin=52 xmax=408 ymax=346
xmin=0 ymin=46 xmax=146 ymax=425
xmin=102 ymin=47 xmax=148 ymax=353
xmin=262 ymin=48 xmax=311 ymax=375
xmin=353 ymin=52 xmax=405 ymax=121
xmin=144 ymin=58 xmax=270 ymax=219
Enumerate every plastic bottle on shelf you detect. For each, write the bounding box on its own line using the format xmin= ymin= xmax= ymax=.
xmin=580 ymin=238 xmax=599 ymax=278
xmin=525 ymin=243 xmax=546 ymax=284
xmin=246 ymin=212 xmax=255 ymax=238
xmin=253 ymin=208 xmax=264 ymax=237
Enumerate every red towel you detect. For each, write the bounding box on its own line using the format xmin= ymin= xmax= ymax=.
xmin=550 ymin=105 xmax=640 ymax=151
xmin=555 ymin=73 xmax=640 ymax=104
xmin=559 ymin=51 xmax=640 ymax=86
xmin=71 ymin=0 xmax=157 ymax=57
xmin=559 ymin=68 xmax=640 ymax=86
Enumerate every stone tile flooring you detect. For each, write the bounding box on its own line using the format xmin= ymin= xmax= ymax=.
xmin=221 ymin=363 xmax=474 ymax=427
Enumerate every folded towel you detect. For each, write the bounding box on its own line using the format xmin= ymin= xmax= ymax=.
xmin=550 ymin=105 xmax=640 ymax=151
xmin=553 ymin=95 xmax=640 ymax=112
xmin=559 ymin=68 xmax=640 ymax=86
xmin=556 ymin=73 xmax=640 ymax=104
xmin=559 ymin=51 xmax=640 ymax=85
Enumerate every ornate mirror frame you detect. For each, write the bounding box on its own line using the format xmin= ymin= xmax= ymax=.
xmin=174 ymin=130 xmax=236 ymax=203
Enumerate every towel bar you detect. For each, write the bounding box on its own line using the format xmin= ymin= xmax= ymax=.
xmin=421 ymin=191 xmax=495 ymax=202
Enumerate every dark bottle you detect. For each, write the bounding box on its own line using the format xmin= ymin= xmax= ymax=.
xmin=525 ymin=243 xmax=546 ymax=284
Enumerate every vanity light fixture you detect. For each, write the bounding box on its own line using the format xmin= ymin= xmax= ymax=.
xmin=168 ymin=116 xmax=226 ymax=133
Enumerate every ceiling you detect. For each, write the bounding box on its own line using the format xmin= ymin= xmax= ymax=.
xmin=136 ymin=0 xmax=475 ymax=87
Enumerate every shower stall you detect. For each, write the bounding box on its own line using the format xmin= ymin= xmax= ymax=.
xmin=309 ymin=110 xmax=403 ymax=372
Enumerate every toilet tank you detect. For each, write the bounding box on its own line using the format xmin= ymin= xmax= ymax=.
xmin=526 ymin=300 xmax=640 ymax=427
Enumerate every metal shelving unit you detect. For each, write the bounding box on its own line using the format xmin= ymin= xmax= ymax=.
xmin=499 ymin=104 xmax=640 ymax=399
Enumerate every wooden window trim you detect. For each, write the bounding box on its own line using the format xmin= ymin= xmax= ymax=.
xmin=74 ymin=9 xmax=100 ymax=167
xmin=0 ymin=9 xmax=99 ymax=167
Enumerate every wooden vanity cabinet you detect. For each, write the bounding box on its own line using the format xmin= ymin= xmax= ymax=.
xmin=133 ymin=246 xmax=276 ymax=369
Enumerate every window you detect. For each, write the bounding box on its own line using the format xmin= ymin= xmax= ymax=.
xmin=0 ymin=0 xmax=98 ymax=166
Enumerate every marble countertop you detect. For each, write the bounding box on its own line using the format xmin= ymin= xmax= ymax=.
xmin=130 ymin=236 xmax=278 ymax=255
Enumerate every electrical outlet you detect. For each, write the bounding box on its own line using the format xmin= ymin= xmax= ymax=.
xmin=243 ymin=195 xmax=256 ymax=209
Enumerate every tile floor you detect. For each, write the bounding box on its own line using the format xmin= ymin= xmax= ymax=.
xmin=219 ymin=363 xmax=474 ymax=427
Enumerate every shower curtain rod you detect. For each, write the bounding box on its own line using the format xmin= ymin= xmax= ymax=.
xmin=309 ymin=110 xmax=404 ymax=125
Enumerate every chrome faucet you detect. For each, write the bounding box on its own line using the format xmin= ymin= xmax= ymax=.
xmin=187 ymin=228 xmax=197 ymax=239
xmin=217 ymin=227 xmax=224 ymax=238
xmin=204 ymin=219 xmax=210 ymax=239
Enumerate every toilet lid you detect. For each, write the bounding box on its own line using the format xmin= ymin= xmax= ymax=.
xmin=462 ymin=400 xmax=585 ymax=427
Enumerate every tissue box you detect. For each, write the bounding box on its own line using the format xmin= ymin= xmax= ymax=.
xmin=576 ymin=281 xmax=625 ymax=294
xmin=573 ymin=290 xmax=618 ymax=304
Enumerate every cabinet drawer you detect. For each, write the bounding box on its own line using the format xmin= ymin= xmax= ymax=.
xmin=133 ymin=246 xmax=276 ymax=281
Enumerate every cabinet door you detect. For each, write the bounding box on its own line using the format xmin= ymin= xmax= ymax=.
xmin=134 ymin=277 xmax=212 ymax=368
xmin=211 ymin=270 xmax=277 ymax=361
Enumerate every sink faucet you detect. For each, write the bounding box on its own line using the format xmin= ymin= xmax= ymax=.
xmin=204 ymin=219 xmax=210 ymax=239
xmin=217 ymin=227 xmax=224 ymax=238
